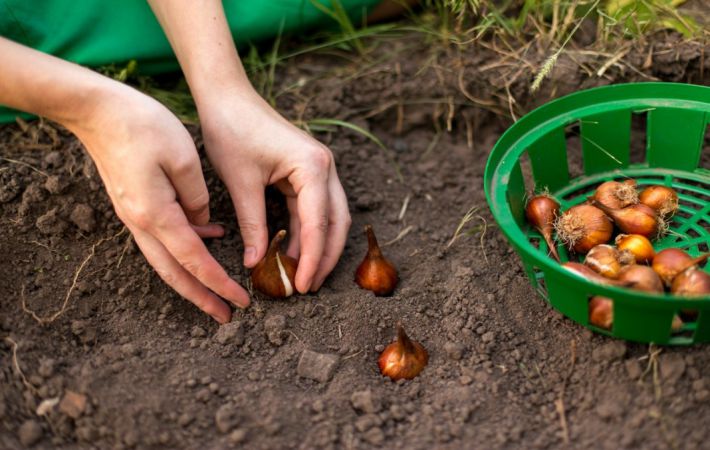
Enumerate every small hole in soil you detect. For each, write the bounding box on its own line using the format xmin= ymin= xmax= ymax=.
xmin=565 ymin=122 xmax=584 ymax=179
xmin=630 ymin=111 xmax=648 ymax=165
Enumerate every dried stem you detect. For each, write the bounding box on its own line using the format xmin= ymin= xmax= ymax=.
xmin=21 ymin=229 xmax=126 ymax=325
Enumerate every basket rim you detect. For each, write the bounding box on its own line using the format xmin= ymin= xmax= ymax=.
xmin=484 ymin=82 xmax=710 ymax=306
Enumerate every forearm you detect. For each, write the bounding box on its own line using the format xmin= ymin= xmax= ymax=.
xmin=147 ymin=0 xmax=255 ymax=107
xmin=0 ymin=37 xmax=118 ymax=131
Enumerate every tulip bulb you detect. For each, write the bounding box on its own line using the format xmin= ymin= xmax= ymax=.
xmin=639 ymin=185 xmax=679 ymax=217
xmin=378 ymin=323 xmax=428 ymax=381
xmin=593 ymin=179 xmax=638 ymax=210
xmin=617 ymin=265 xmax=664 ymax=293
xmin=671 ymin=268 xmax=710 ymax=298
xmin=355 ymin=225 xmax=398 ymax=296
xmin=562 ymin=262 xmax=633 ymax=287
xmin=593 ymin=202 xmax=660 ymax=238
xmin=589 ymin=296 xmax=613 ymax=330
xmin=672 ymin=268 xmax=710 ymax=321
xmin=652 ymin=249 xmax=709 ymax=287
xmin=555 ymin=204 xmax=613 ymax=254
xmin=584 ymin=244 xmax=635 ymax=279
xmin=251 ymin=230 xmax=297 ymax=298
xmin=525 ymin=194 xmax=561 ymax=262
xmin=615 ymin=234 xmax=655 ymax=264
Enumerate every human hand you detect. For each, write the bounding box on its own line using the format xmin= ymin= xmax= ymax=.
xmin=198 ymin=91 xmax=351 ymax=293
xmin=70 ymin=83 xmax=249 ymax=323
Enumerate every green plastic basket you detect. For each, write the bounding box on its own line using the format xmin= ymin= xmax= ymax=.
xmin=485 ymin=82 xmax=710 ymax=345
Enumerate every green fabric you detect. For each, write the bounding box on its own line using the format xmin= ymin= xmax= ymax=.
xmin=0 ymin=0 xmax=382 ymax=123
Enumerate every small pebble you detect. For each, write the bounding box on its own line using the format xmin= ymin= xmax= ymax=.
xmin=296 ymin=350 xmax=339 ymax=383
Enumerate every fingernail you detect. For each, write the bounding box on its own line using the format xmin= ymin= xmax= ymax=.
xmin=244 ymin=247 xmax=257 ymax=267
xmin=297 ymin=279 xmax=312 ymax=295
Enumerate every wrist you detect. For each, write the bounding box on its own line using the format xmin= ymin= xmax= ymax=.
xmin=57 ymin=76 xmax=130 ymax=132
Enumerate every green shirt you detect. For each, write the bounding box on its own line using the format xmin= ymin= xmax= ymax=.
xmin=0 ymin=0 xmax=381 ymax=122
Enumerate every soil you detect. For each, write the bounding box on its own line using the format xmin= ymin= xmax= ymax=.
xmin=1 ymin=22 xmax=710 ymax=450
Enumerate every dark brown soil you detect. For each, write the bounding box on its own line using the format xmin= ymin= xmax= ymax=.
xmin=2 ymin=26 xmax=710 ymax=450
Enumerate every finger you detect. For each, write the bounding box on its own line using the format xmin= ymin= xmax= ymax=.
xmin=192 ymin=223 xmax=225 ymax=239
xmin=286 ymin=196 xmax=301 ymax=259
xmin=131 ymin=227 xmax=232 ymax=323
xmin=151 ymin=205 xmax=250 ymax=309
xmin=162 ymin=149 xmax=211 ymax=226
xmin=228 ymin=177 xmax=268 ymax=268
xmin=293 ymin=174 xmax=329 ymax=293
xmin=311 ymin=167 xmax=351 ymax=291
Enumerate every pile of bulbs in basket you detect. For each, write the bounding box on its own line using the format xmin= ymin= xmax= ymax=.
xmin=250 ymin=225 xmax=428 ymax=381
xmin=525 ymin=180 xmax=709 ymax=330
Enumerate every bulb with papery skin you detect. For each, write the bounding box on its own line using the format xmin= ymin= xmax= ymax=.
xmin=639 ymin=185 xmax=679 ymax=217
xmin=251 ymin=230 xmax=297 ymax=298
xmin=589 ymin=296 xmax=613 ymax=329
xmin=617 ymin=265 xmax=664 ymax=293
xmin=593 ymin=179 xmax=638 ymax=210
xmin=562 ymin=262 xmax=632 ymax=287
xmin=555 ymin=205 xmax=613 ymax=254
xmin=672 ymin=268 xmax=710 ymax=297
xmin=652 ymin=249 xmax=709 ymax=287
xmin=672 ymin=268 xmax=710 ymax=321
xmin=584 ymin=244 xmax=635 ymax=279
xmin=593 ymin=202 xmax=660 ymax=238
xmin=378 ymin=323 xmax=428 ymax=381
xmin=615 ymin=234 xmax=655 ymax=264
xmin=525 ymin=194 xmax=561 ymax=262
xmin=355 ymin=225 xmax=398 ymax=296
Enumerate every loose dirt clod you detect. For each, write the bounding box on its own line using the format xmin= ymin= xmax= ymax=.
xmin=297 ymin=350 xmax=339 ymax=383
xmin=18 ymin=420 xmax=43 ymax=447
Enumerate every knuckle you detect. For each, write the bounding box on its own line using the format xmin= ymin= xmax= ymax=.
xmin=238 ymin=219 xmax=264 ymax=238
xmin=182 ymin=191 xmax=210 ymax=214
xmin=129 ymin=205 xmax=153 ymax=230
xmin=181 ymin=260 xmax=205 ymax=280
xmin=170 ymin=152 xmax=199 ymax=177
xmin=309 ymin=146 xmax=332 ymax=172
xmin=312 ymin=214 xmax=329 ymax=234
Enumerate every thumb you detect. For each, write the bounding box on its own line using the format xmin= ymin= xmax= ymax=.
xmin=228 ymin=179 xmax=268 ymax=268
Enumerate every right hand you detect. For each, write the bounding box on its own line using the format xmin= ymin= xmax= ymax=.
xmin=69 ymin=83 xmax=249 ymax=323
